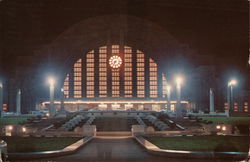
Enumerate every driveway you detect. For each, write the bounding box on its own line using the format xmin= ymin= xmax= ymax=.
xmin=40 ymin=136 xmax=229 ymax=162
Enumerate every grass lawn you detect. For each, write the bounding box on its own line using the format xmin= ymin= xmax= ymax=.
xmin=0 ymin=137 xmax=81 ymax=153
xmin=201 ymin=117 xmax=250 ymax=125
xmin=145 ymin=136 xmax=249 ymax=152
xmin=0 ymin=117 xmax=29 ymax=126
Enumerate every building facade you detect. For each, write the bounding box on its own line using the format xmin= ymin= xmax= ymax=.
xmin=41 ymin=44 xmax=189 ymax=112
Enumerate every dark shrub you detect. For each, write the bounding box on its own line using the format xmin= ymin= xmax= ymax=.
xmin=206 ymin=121 xmax=213 ymax=124
xmin=204 ymin=110 xmax=209 ymax=114
xmin=236 ymin=124 xmax=249 ymax=135
xmin=36 ymin=115 xmax=42 ymax=119
xmin=214 ymin=141 xmax=238 ymax=152
xmin=193 ymin=110 xmax=198 ymax=113
xmin=13 ymin=143 xmax=37 ymax=152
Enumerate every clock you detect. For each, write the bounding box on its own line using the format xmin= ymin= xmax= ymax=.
xmin=109 ymin=55 xmax=122 ymax=68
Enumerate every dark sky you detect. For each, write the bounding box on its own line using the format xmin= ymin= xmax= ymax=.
xmin=0 ymin=0 xmax=249 ymax=76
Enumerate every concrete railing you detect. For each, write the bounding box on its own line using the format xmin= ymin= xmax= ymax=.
xmin=84 ymin=116 xmax=95 ymax=125
xmin=135 ymin=136 xmax=248 ymax=160
xmin=165 ymin=119 xmax=185 ymax=130
xmin=60 ymin=115 xmax=86 ymax=131
xmin=135 ymin=116 xmax=146 ymax=126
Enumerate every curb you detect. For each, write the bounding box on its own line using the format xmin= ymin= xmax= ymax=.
xmin=7 ymin=136 xmax=93 ymax=160
xmin=134 ymin=136 xmax=248 ymax=160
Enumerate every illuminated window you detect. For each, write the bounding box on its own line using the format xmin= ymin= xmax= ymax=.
xmin=124 ymin=46 xmax=133 ymax=97
xmin=137 ymin=50 xmax=145 ymax=97
xmin=233 ymin=103 xmax=238 ymax=112
xmin=99 ymin=46 xmax=107 ymax=97
xmin=149 ymin=58 xmax=158 ymax=98
xmin=111 ymin=45 xmax=120 ymax=97
xmin=224 ymin=103 xmax=228 ymax=110
xmin=244 ymin=102 xmax=248 ymax=112
xmin=63 ymin=74 xmax=69 ymax=98
xmin=74 ymin=59 xmax=82 ymax=98
xmin=112 ymin=45 xmax=119 ymax=54
xmin=86 ymin=51 xmax=95 ymax=98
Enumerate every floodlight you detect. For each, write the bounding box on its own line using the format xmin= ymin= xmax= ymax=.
xmin=47 ymin=77 xmax=56 ymax=86
xmin=175 ymin=76 xmax=184 ymax=85
xmin=228 ymin=79 xmax=237 ymax=86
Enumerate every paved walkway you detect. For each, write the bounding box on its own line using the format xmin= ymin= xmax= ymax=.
xmin=19 ymin=136 xmax=230 ymax=162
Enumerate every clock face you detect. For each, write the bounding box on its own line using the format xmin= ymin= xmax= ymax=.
xmin=109 ymin=55 xmax=122 ymax=68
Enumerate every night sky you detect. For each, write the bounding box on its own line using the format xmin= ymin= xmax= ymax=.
xmin=0 ymin=0 xmax=248 ymax=73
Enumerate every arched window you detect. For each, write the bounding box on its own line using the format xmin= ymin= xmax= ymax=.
xmin=63 ymin=45 xmax=168 ymax=98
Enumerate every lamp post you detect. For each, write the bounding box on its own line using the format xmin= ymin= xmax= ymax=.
xmin=227 ymin=79 xmax=237 ymax=116
xmin=175 ymin=76 xmax=184 ymax=118
xmin=60 ymin=88 xmax=64 ymax=111
xmin=16 ymin=89 xmax=21 ymax=115
xmin=166 ymin=85 xmax=171 ymax=112
xmin=209 ymin=88 xmax=215 ymax=113
xmin=0 ymin=81 xmax=3 ymax=118
xmin=48 ymin=77 xmax=56 ymax=117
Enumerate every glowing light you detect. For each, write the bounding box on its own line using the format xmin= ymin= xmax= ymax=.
xmin=46 ymin=113 xmax=49 ymax=117
xmin=228 ymin=79 xmax=237 ymax=86
xmin=248 ymin=53 xmax=250 ymax=65
xmin=216 ymin=125 xmax=221 ymax=129
xmin=22 ymin=127 xmax=26 ymax=132
xmin=167 ymin=85 xmax=171 ymax=92
xmin=109 ymin=55 xmax=122 ymax=68
xmin=222 ymin=126 xmax=226 ymax=131
xmin=175 ymin=76 xmax=184 ymax=85
xmin=42 ymin=100 xmax=189 ymax=104
xmin=47 ymin=77 xmax=56 ymax=86
xmin=8 ymin=125 xmax=13 ymax=131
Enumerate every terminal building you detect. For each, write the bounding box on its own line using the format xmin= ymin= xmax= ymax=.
xmin=40 ymin=45 xmax=189 ymax=112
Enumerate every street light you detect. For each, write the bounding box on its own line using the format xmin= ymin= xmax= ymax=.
xmin=227 ymin=79 xmax=237 ymax=116
xmin=48 ymin=77 xmax=55 ymax=87
xmin=228 ymin=79 xmax=237 ymax=87
xmin=47 ymin=77 xmax=56 ymax=117
xmin=176 ymin=76 xmax=183 ymax=86
xmin=60 ymin=88 xmax=65 ymax=111
xmin=166 ymin=85 xmax=171 ymax=112
xmin=175 ymin=75 xmax=184 ymax=118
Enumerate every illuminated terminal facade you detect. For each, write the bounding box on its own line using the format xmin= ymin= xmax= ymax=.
xmin=41 ymin=45 xmax=189 ymax=112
